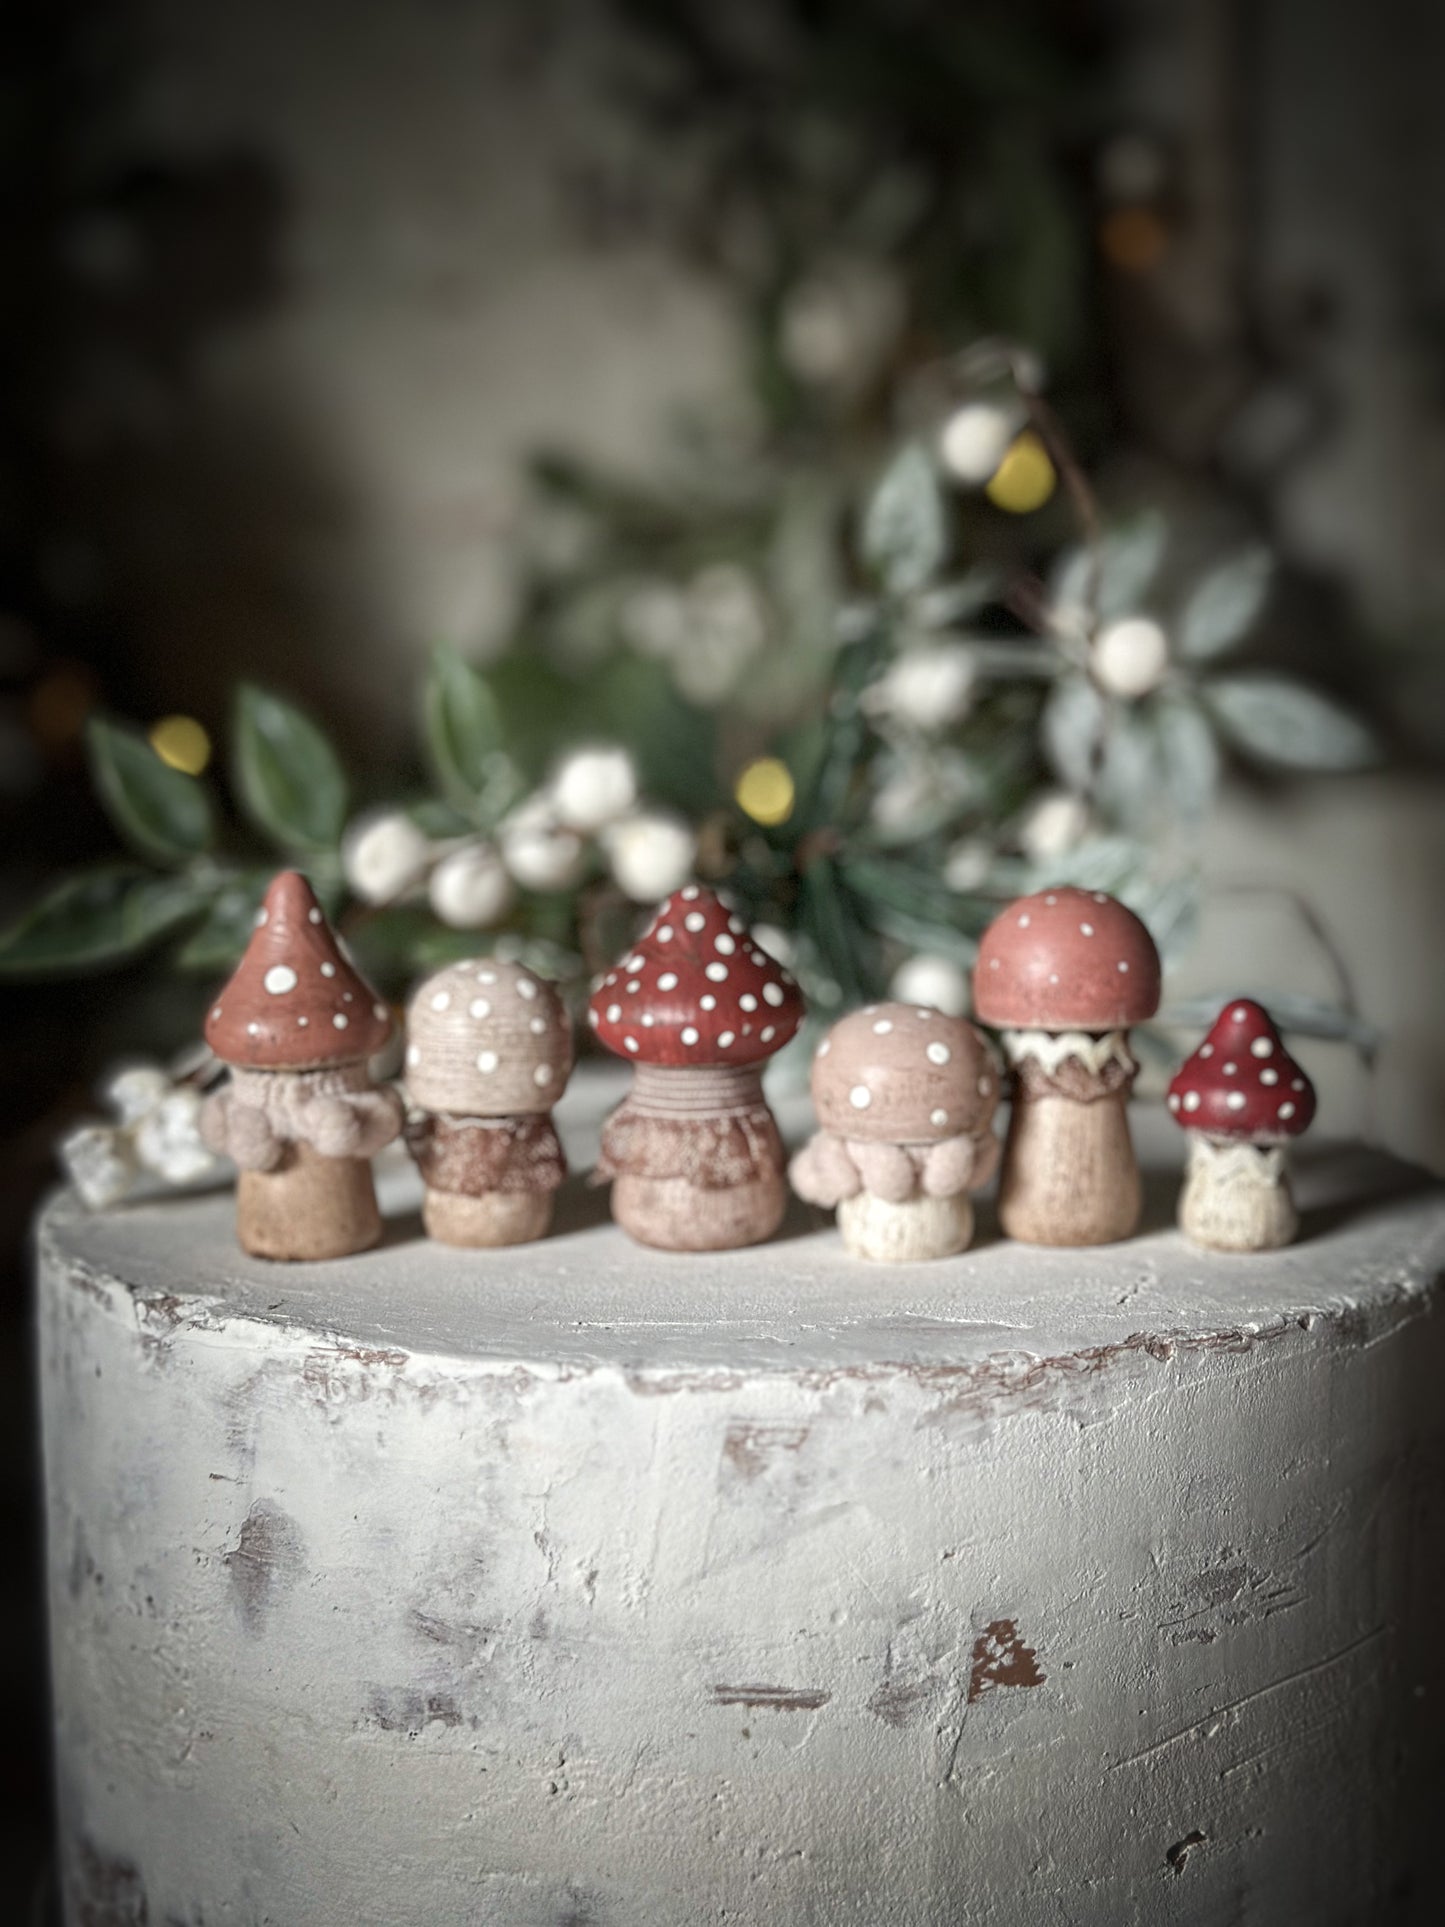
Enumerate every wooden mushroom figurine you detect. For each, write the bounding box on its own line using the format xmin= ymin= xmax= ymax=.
xmin=974 ymin=886 xmax=1161 ymax=1246
xmin=201 ymin=871 xmax=403 ymax=1260
xmin=589 ymin=885 xmax=804 ymax=1250
xmin=403 ymin=958 xmax=574 ymax=1247
xmin=1168 ymin=999 xmax=1316 ymax=1251
xmin=789 ymin=1002 xmax=1000 ymax=1262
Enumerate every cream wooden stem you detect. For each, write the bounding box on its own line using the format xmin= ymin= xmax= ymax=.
xmin=423 ymin=1189 xmax=553 ymax=1248
xmin=837 ymin=1192 xmax=973 ymax=1263
xmin=1179 ymin=1136 xmax=1298 ymax=1252
xmin=999 ymin=1088 xmax=1141 ymax=1247
xmin=236 ymin=1141 xmax=383 ymax=1261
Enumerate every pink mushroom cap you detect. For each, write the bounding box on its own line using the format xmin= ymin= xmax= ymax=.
xmin=1167 ymin=998 xmax=1316 ymax=1141
xmin=973 ymin=886 xmax=1161 ymax=1031
xmin=588 ymin=885 xmax=803 ymax=1068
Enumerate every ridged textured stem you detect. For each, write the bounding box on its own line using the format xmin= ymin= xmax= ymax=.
xmin=1179 ymin=1136 xmax=1298 ymax=1252
xmin=608 ymin=1061 xmax=786 ymax=1251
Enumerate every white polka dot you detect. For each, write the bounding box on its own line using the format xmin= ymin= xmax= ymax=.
xmin=320 ymin=962 xmax=336 ymax=979
xmin=1292 ymin=1079 xmax=1305 ymax=1092
xmin=931 ymin=1108 xmax=948 ymax=1126
xmin=849 ymin=1085 xmax=871 ymax=1109
xmin=1167 ymin=1092 xmax=1180 ymax=1111
xmin=681 ymin=1026 xmax=699 ymax=1046
xmin=1226 ymin=1091 xmax=1246 ymax=1112
xmin=342 ymin=991 xmax=353 ymax=1003
xmin=1279 ymin=1101 xmax=1296 ymax=1120
xmin=333 ymin=1014 xmax=348 ymax=1030
xmin=760 ymin=1026 xmax=776 ymax=1042
xmin=1260 ymin=1068 xmax=1279 ymax=1086
xmin=588 ymin=1008 xmax=599 ymax=1028
xmin=1044 ymin=893 xmax=1057 ymax=905
xmin=1199 ymin=1043 xmax=1213 ymax=1058
xmin=728 ymin=916 xmax=744 ymax=934
xmin=533 ymin=1064 xmax=552 ymax=1086
xmin=255 ymin=908 xmax=268 ymax=927
xmin=658 ymin=972 xmax=679 ymax=992
xmin=624 ymin=1036 xmax=639 ymax=1053
xmin=1232 ymin=1006 xmax=1249 ymax=1022
xmin=1093 ymin=893 xmax=1108 ymax=903
xmin=517 ymin=979 xmax=537 ymax=1001
xmin=700 ymin=994 xmax=717 ymax=1011
xmin=1251 ymin=1037 xmax=1274 ymax=1058
xmin=626 ymin=954 xmax=644 ymax=972
xmin=718 ymin=1031 xmax=735 ymax=1048
xmin=739 ymin=993 xmax=758 ymax=1012
xmin=715 ymin=933 xmax=736 ymax=955
xmin=1183 ymin=1091 xmax=1201 ymax=1113
xmin=297 ymin=1016 xmax=308 ymax=1028
xmin=1080 ymin=922 xmax=1095 ymax=937
xmin=477 ymin=969 xmax=496 ymax=985
xmin=1223 ymin=1062 xmax=1237 ymax=1076
xmin=873 ymin=1019 xmax=893 ymax=1034
xmin=1018 ymin=913 xmax=1030 ymax=927
xmin=530 ymin=1016 xmax=546 ymax=1035
xmin=1048 ymin=973 xmax=1059 ymax=985
xmin=681 ymin=885 xmax=699 ymax=899
xmin=407 ymin=1044 xmax=420 ymax=1067
xmin=211 ymin=1006 xmax=223 ymax=1021
xmin=641 ymin=1013 xmax=655 ymax=1027
xmin=308 ymin=906 xmax=322 ymax=924
xmin=373 ymin=1003 xmax=388 ymax=1021
xmin=470 ymin=998 xmax=491 ymax=1020
xmin=763 ymin=983 xmax=785 ymax=1007
xmin=477 ymin=1051 xmax=498 ymax=1074
xmin=1118 ymin=961 xmax=1129 ymax=973
xmin=915 ymin=1007 xmax=931 ymax=1019
xmin=606 ymin=1004 xmax=622 ymax=1022
xmin=926 ymin=1042 xmax=950 ymax=1065
xmin=817 ymin=1037 xmax=830 ymax=1055
xmin=626 ymin=980 xmax=640 ymax=994
xmin=977 ymin=1076 xmax=991 ymax=1096
xmin=657 ymin=925 xmax=673 ymax=942
xmin=246 ymin=1021 xmax=260 ymax=1037
xmin=685 ymin=912 xmax=705 ymax=933
xmin=705 ymin=962 xmax=728 ymax=982
xmin=989 ymin=958 xmax=1000 ymax=970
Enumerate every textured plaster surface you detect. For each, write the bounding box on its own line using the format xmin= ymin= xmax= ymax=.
xmin=40 ymin=1070 xmax=1445 ymax=1924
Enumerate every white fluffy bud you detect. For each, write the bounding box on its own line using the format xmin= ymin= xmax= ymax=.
xmin=889 ymin=952 xmax=970 ymax=1017
xmin=942 ymin=838 xmax=992 ymax=892
xmin=1018 ymin=790 xmax=1089 ymax=860
xmin=937 ymin=401 xmax=1023 ymax=485
xmin=103 ymin=1063 xmax=170 ymax=1124
xmin=500 ymin=793 xmax=586 ymax=893
xmin=342 ymin=809 xmax=433 ymax=906
xmin=1091 ymin=616 xmax=1169 ymax=698
xmin=427 ymin=842 xmax=514 ymax=929
xmin=751 ymin=923 xmax=796 ymax=970
xmin=60 ymin=1124 xmax=136 ymax=1209
xmin=550 ymin=746 xmax=638 ymax=834
xmin=133 ymin=1089 xmax=216 ymax=1186
xmin=603 ymin=810 xmax=697 ymax=903
xmin=865 ymin=646 xmax=977 ymax=731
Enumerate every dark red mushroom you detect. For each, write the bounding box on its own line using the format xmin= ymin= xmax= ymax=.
xmin=973 ymin=885 xmax=1161 ymax=1245
xmin=589 ymin=885 xmax=804 ymax=1249
xmin=1167 ymin=998 xmax=1316 ymax=1250
xmin=200 ymin=871 xmax=403 ymax=1259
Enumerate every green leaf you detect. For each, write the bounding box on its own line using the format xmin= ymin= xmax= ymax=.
xmin=86 ymin=717 xmax=215 ymax=865
xmin=422 ymin=647 xmax=515 ymax=818
xmin=1051 ymin=513 xmax=1167 ymax=627
xmin=1203 ymin=675 xmax=1377 ymax=771
xmin=799 ymin=857 xmax=869 ymax=1006
xmin=1154 ymin=699 xmax=1220 ymax=825
xmin=1178 ymin=547 xmax=1272 ymax=660
xmin=172 ymin=870 xmax=275 ymax=973
xmin=0 ymin=867 xmax=206 ymax=978
xmin=233 ymin=684 xmax=348 ymax=854
xmin=1041 ymin=673 xmax=1107 ymax=791
xmin=862 ymin=444 xmax=947 ymax=596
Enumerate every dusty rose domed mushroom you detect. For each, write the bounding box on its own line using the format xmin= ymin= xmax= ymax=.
xmin=974 ymin=886 xmax=1161 ymax=1246
xmin=201 ymin=871 xmax=404 ymax=1259
xmin=589 ymin=885 xmax=804 ymax=1250
xmin=1168 ymin=998 xmax=1316 ymax=1251
xmin=789 ymin=1002 xmax=1000 ymax=1262
xmin=403 ymin=958 xmax=574 ymax=1247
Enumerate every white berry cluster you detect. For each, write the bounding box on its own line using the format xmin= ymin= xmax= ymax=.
xmin=59 ymin=1061 xmax=219 ymax=1209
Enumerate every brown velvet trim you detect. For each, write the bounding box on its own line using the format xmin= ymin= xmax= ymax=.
xmin=1011 ymin=1048 xmax=1138 ymax=1105
xmin=594 ymin=1098 xmax=784 ymax=1190
xmin=406 ymin=1113 xmax=566 ymax=1196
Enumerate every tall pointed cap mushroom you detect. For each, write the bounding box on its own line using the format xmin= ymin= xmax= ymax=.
xmin=588 ymin=884 xmax=804 ymax=1249
xmin=199 ymin=871 xmax=403 ymax=1259
xmin=790 ymin=1002 xmax=1001 ymax=1261
xmin=403 ymin=958 xmax=573 ymax=1247
xmin=1167 ymin=998 xmax=1316 ymax=1251
xmin=973 ymin=886 xmax=1160 ymax=1246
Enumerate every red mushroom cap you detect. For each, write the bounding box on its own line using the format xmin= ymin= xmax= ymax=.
xmin=588 ymin=885 xmax=804 ymax=1068
xmin=1167 ymin=999 xmax=1316 ymax=1140
xmin=973 ymin=886 xmax=1161 ymax=1031
xmin=205 ymin=871 xmax=393 ymax=1071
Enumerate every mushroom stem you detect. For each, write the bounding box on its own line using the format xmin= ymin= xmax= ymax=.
xmin=997 ymin=1030 xmax=1142 ymax=1246
xmin=837 ymin=1191 xmax=973 ymax=1263
xmin=405 ymin=1111 xmax=566 ymax=1249
xmin=423 ymin=1189 xmax=553 ymax=1247
xmin=599 ymin=1061 xmax=787 ymax=1252
xmin=1179 ymin=1136 xmax=1297 ymax=1252
xmin=236 ymin=1140 xmax=383 ymax=1261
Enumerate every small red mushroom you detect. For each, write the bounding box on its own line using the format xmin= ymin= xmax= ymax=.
xmin=588 ymin=885 xmax=804 ymax=1249
xmin=973 ymin=885 xmax=1161 ymax=1245
xmin=200 ymin=871 xmax=403 ymax=1259
xmin=1167 ymin=998 xmax=1316 ymax=1250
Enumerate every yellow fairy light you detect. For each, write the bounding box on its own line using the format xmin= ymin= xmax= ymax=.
xmin=984 ymin=432 xmax=1057 ymax=514
xmin=148 ymin=714 xmax=212 ymax=775
xmin=734 ymin=756 xmax=795 ymax=827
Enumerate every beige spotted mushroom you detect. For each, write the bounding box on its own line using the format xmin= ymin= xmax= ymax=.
xmin=789 ymin=1002 xmax=1001 ymax=1261
xmin=974 ymin=886 xmax=1161 ymax=1246
xmin=589 ymin=885 xmax=804 ymax=1250
xmin=1167 ymin=999 xmax=1317 ymax=1251
xmin=403 ymin=958 xmax=574 ymax=1247
xmin=200 ymin=871 xmax=403 ymax=1259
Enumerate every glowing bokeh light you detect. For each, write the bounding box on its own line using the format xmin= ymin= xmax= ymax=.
xmin=984 ymin=433 xmax=1057 ymax=514
xmin=148 ymin=714 xmax=212 ymax=775
xmin=734 ymin=756 xmax=795 ymax=827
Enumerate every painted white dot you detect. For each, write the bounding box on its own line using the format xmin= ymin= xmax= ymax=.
xmin=297 ymin=1016 xmax=308 ymax=1028
xmin=1183 ymin=1091 xmax=1202 ymax=1113
xmin=627 ymin=955 xmax=644 ymax=972
xmin=978 ymin=1076 xmax=991 ymax=1096
xmin=681 ymin=1026 xmax=699 ymax=1046
xmin=624 ymin=1036 xmax=639 ymax=1053
xmin=1167 ymin=1092 xmax=1180 ymax=1111
xmin=211 ymin=1006 xmax=223 ymax=1021
xmin=255 ymin=909 xmax=268 ymax=927
xmin=641 ymin=1013 xmax=655 ymax=1027
xmin=1018 ymin=913 xmax=1031 ymax=928
xmin=407 ymin=1044 xmax=421 ymax=1067
xmin=1279 ymin=1101 xmax=1297 ymax=1120
xmin=1233 ymin=1006 xmax=1249 ymax=1022
xmin=1260 ymin=1067 xmax=1279 ymax=1086
xmin=1223 ymin=1062 xmax=1237 ymax=1076
xmin=989 ymin=958 xmax=1000 ymax=970
xmin=700 ymin=994 xmax=717 ymax=1011
xmin=657 ymin=925 xmax=673 ymax=942
xmin=1080 ymin=922 xmax=1095 ymax=937
xmin=333 ymin=1014 xmax=348 ymax=1030
xmin=705 ymin=962 xmax=728 ymax=983
xmin=718 ymin=1031 xmax=735 ymax=1048
xmin=817 ymin=1038 xmax=831 ymax=1056
xmin=849 ymin=1084 xmax=872 ymax=1109
xmin=873 ymin=1019 xmax=893 ymax=1034
xmin=760 ymin=1026 xmax=776 ymax=1042
xmin=658 ymin=972 xmax=679 ymax=992
xmin=606 ymin=1004 xmax=622 ymax=1022
xmin=1292 ymin=1079 xmax=1305 ymax=1092
xmin=1225 ymin=1091 xmax=1247 ymax=1112
xmin=320 ymin=962 xmax=336 ymax=979
xmin=739 ymin=993 xmax=758 ymax=1013
xmin=715 ymin=933 xmax=736 ymax=955
xmin=627 ymin=980 xmax=640 ymax=994
xmin=1251 ymin=1037 xmax=1274 ymax=1058
xmin=763 ymin=983 xmax=785 ymax=1007
xmin=1199 ymin=1044 xmax=1214 ymax=1058
xmin=1044 ymin=894 xmax=1057 ymax=906
xmin=1048 ymin=973 xmax=1060 ymax=985
xmin=681 ymin=885 xmax=698 ymax=899
xmin=927 ymin=1042 xmax=951 ymax=1066
xmin=477 ymin=1051 xmax=498 ymax=1074
xmin=516 ymin=979 xmax=537 ymax=1001
xmin=728 ymin=916 xmax=744 ymax=934
xmin=477 ymin=969 xmax=496 ymax=985
xmin=342 ymin=991 xmax=353 ymax=1003
xmin=685 ymin=912 xmax=706 ymax=933
xmin=246 ymin=1021 xmax=260 ymax=1037
xmin=530 ymin=1016 xmax=546 ymax=1035
xmin=588 ymin=1008 xmax=599 ymax=1028
xmin=470 ymin=998 xmax=491 ymax=1020
xmin=308 ymin=906 xmax=322 ymax=924
xmin=533 ymin=1064 xmax=552 ymax=1086
xmin=931 ymin=1108 xmax=948 ymax=1127
xmin=373 ymin=1003 xmax=388 ymax=1021
xmin=915 ymin=1007 xmax=932 ymax=1019
xmin=1093 ymin=893 xmax=1108 ymax=904
xmin=1118 ymin=961 xmax=1130 ymax=973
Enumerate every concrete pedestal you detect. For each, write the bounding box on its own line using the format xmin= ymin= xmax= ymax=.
xmin=37 ymin=1074 xmax=1445 ymax=1925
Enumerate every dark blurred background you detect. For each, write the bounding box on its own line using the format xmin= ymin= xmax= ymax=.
xmin=4 ymin=0 xmax=1444 ymax=1911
